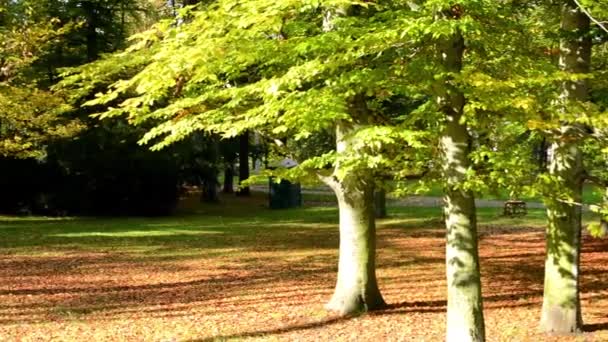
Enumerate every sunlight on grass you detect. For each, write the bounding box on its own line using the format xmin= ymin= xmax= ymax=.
xmin=0 ymin=215 xmax=77 ymax=222
xmin=51 ymin=229 xmax=224 ymax=238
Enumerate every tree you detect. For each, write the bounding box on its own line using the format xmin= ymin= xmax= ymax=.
xmin=465 ymin=0 xmax=608 ymax=334
xmin=236 ymin=131 xmax=250 ymax=196
xmin=0 ymin=0 xmax=82 ymax=159
xmin=0 ymin=0 xmax=198 ymax=215
xmin=434 ymin=5 xmax=485 ymax=341
xmin=220 ymin=137 xmax=239 ymax=193
xmin=60 ymin=0 xmax=435 ymax=315
xmin=374 ymin=189 xmax=387 ymax=218
xmin=0 ymin=0 xmax=161 ymax=160
xmin=540 ymin=0 xmax=591 ymax=334
xmin=312 ymin=4 xmax=388 ymax=315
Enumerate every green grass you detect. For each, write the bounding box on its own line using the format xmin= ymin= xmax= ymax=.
xmin=301 ymin=182 xmax=604 ymax=204
xmin=0 ymin=195 xmax=598 ymax=258
xmin=399 ymin=180 xmax=605 ymax=203
xmin=302 ymin=186 xmax=603 ymax=204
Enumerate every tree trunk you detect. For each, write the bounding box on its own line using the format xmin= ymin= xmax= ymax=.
xmin=540 ymin=0 xmax=590 ymax=333
xmin=223 ymin=163 xmax=234 ymax=193
xmin=83 ymin=1 xmax=98 ymax=61
xmin=200 ymin=137 xmax=220 ymax=203
xmin=374 ymin=188 xmax=387 ymax=218
xmin=325 ymin=180 xmax=385 ymax=315
xmin=200 ymin=171 xmax=219 ymax=203
xmin=437 ymin=24 xmax=485 ymax=342
xmin=324 ymin=120 xmax=386 ymax=316
xmin=441 ymin=120 xmax=485 ymax=342
xmin=541 ymin=141 xmax=583 ymax=333
xmin=602 ymin=188 xmax=608 ymax=236
xmin=253 ymin=131 xmax=263 ymax=172
xmin=236 ymin=131 xmax=250 ymax=196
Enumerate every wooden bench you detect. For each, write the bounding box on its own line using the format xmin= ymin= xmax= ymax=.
xmin=503 ymin=200 xmax=527 ymax=217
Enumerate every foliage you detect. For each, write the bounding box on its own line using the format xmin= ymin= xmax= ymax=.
xmin=61 ymin=0 xmax=608 ymax=198
xmin=0 ymin=1 xmax=83 ymax=158
xmin=0 ymin=0 xmax=217 ymax=215
xmin=0 ymin=85 xmax=80 ymax=158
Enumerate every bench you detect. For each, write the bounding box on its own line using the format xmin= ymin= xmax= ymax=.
xmin=503 ymin=200 xmax=527 ymax=217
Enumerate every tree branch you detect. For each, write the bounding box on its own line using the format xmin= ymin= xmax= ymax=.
xmin=583 ymin=171 xmax=608 ymax=187
xmin=573 ymin=0 xmax=608 ymax=34
xmin=316 ymin=172 xmax=339 ymax=190
xmin=402 ymin=170 xmax=428 ymax=180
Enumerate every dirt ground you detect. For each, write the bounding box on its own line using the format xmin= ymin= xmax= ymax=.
xmin=0 ymin=216 xmax=607 ymax=341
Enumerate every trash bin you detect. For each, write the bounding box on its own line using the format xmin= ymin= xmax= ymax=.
xmin=269 ymin=178 xmax=302 ymax=209
xmin=268 ymin=158 xmax=302 ymax=209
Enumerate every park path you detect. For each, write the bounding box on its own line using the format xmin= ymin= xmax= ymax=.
xmin=387 ymin=195 xmax=545 ymax=209
xmin=249 ymin=185 xmax=546 ymax=209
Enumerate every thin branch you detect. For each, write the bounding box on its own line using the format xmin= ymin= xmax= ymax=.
xmin=573 ymin=0 xmax=608 ymax=34
xmin=584 ymin=172 xmax=608 ymax=187
xmin=556 ymin=198 xmax=585 ymax=207
xmin=402 ymin=170 xmax=429 ymax=180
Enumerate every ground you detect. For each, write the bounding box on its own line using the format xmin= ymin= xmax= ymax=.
xmin=0 ymin=193 xmax=607 ymax=341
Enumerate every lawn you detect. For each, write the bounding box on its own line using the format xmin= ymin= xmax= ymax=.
xmin=1 ymin=193 xmax=607 ymax=341
xmin=268 ymin=180 xmax=605 ymax=205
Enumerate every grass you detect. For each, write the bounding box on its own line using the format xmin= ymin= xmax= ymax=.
xmin=391 ymin=182 xmax=604 ymax=203
xmin=264 ymin=179 xmax=605 ymax=205
xmin=225 ymin=168 xmax=607 ymax=205
xmin=0 ymin=193 xmax=606 ymax=341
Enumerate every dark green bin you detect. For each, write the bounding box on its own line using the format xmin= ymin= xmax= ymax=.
xmin=268 ymin=178 xmax=302 ymax=209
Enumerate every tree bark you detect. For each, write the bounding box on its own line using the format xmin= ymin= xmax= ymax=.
xmin=540 ymin=0 xmax=590 ymax=333
xmin=541 ymin=141 xmax=583 ymax=333
xmin=223 ymin=163 xmax=234 ymax=193
xmin=374 ymin=188 xmax=387 ymax=218
xmin=200 ymin=171 xmax=219 ymax=203
xmin=236 ymin=131 xmax=250 ymax=196
xmin=200 ymin=136 xmax=220 ymax=203
xmin=323 ymin=121 xmax=386 ymax=316
xmin=82 ymin=1 xmax=98 ymax=61
xmin=437 ymin=23 xmax=485 ymax=342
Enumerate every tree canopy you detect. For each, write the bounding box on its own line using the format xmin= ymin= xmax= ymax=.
xmin=3 ymin=0 xmax=608 ymax=339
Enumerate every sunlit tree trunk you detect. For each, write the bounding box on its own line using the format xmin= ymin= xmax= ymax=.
xmin=540 ymin=0 xmax=590 ymax=333
xmin=323 ymin=120 xmax=386 ymax=316
xmin=436 ymin=17 xmax=485 ymax=342
xmin=541 ymin=141 xmax=584 ymax=333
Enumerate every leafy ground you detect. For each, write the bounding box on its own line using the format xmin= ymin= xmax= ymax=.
xmin=1 ymin=193 xmax=607 ymax=341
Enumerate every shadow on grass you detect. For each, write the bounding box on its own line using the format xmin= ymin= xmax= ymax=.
xmin=583 ymin=322 xmax=608 ymax=332
xmin=186 ymin=290 xmax=550 ymax=342
xmin=188 ymin=316 xmax=351 ymax=342
xmin=0 ymin=222 xmax=580 ymax=325
xmin=0 ymin=209 xmax=341 ymax=254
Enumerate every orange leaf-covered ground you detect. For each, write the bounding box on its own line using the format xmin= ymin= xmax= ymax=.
xmin=0 ymin=196 xmax=607 ymax=341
